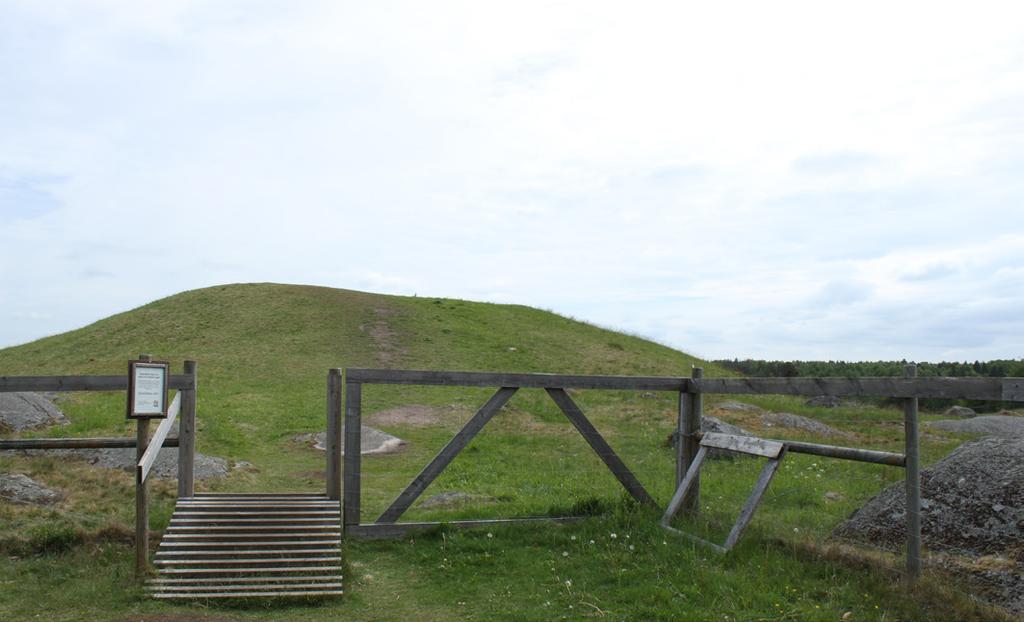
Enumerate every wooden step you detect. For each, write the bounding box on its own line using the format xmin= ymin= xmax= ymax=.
xmin=149 ymin=493 xmax=343 ymax=600
xmin=157 ymin=548 xmax=338 ymax=557
xmin=149 ymin=574 xmax=343 ymax=585
xmin=156 ymin=565 xmax=342 ymax=575
xmin=148 ymin=582 xmax=343 ymax=593
xmin=151 ymin=590 xmax=343 ymax=599
xmin=158 ymin=540 xmax=340 ymax=550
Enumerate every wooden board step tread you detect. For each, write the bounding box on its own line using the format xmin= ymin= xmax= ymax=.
xmin=149 ymin=574 xmax=343 ymax=585
xmin=150 ymin=590 xmax=343 ymax=599
xmin=149 ymin=494 xmax=343 ymax=601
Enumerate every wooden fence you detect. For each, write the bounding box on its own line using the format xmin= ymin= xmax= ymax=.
xmin=0 ymin=358 xmax=198 ymax=574
xmin=332 ymin=366 xmax=1024 ymax=581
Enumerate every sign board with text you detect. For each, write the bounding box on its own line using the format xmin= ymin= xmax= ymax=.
xmin=127 ymin=360 xmax=169 ymax=419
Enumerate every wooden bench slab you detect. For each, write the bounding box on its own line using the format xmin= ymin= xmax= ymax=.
xmin=700 ymin=433 xmax=784 ymax=458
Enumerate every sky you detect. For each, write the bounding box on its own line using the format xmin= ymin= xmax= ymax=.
xmin=2 ymin=1 xmax=1023 ymax=362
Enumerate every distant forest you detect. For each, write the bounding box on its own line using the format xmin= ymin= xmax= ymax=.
xmin=710 ymin=358 xmax=1024 ymax=412
xmin=712 ymin=359 xmax=1024 ymax=378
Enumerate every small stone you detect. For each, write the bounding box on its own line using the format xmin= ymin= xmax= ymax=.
xmin=761 ymin=412 xmax=851 ymax=438
xmin=943 ymin=405 xmax=977 ymax=418
xmin=824 ymin=491 xmax=842 ymax=501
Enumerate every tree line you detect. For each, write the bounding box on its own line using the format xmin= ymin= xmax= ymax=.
xmin=712 ymin=358 xmax=1024 ymax=379
xmin=711 ymin=358 xmax=1024 ymax=412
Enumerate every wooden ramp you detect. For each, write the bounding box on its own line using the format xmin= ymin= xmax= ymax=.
xmin=147 ymin=493 xmax=343 ymax=600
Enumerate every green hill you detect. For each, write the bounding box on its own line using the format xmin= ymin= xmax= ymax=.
xmin=0 ymin=283 xmax=714 ymax=486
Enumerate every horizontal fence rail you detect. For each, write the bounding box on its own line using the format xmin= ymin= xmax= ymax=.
xmin=0 ymin=437 xmax=179 ymax=450
xmin=0 ymin=374 xmax=195 ymax=392
xmin=345 ymin=368 xmax=686 ymax=391
xmin=343 ymin=370 xmax=1024 ymax=401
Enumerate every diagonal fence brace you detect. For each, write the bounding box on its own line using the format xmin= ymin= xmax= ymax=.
xmin=376 ymin=387 xmax=518 ymax=524
xmin=545 ymin=388 xmax=657 ymax=509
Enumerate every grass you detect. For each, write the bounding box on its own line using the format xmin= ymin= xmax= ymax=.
xmin=0 ymin=283 xmax=1014 ymax=621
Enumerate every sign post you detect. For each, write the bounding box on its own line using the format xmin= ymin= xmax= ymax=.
xmin=129 ymin=355 xmax=168 ymax=576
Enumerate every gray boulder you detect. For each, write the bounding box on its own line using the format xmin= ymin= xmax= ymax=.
xmin=294 ymin=426 xmax=406 ymax=455
xmin=805 ymin=395 xmax=841 ymax=408
xmin=0 ymin=393 xmax=69 ymax=432
xmin=716 ymin=400 xmax=763 ymax=413
xmin=928 ymin=415 xmax=1024 ymax=438
xmin=761 ymin=412 xmax=851 ymax=438
xmin=943 ymin=405 xmax=976 ymax=418
xmin=0 ymin=473 xmax=61 ymax=505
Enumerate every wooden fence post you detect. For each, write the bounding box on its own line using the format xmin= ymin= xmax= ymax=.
xmin=177 ymin=360 xmax=197 ymax=498
xmin=904 ymin=364 xmax=922 ymax=581
xmin=135 ymin=354 xmax=151 ymax=576
xmin=677 ymin=367 xmax=703 ymax=518
xmin=326 ymin=369 xmax=343 ymax=500
xmin=342 ymin=378 xmax=362 ymax=534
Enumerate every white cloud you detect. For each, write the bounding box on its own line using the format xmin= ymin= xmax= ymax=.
xmin=1 ymin=1 xmax=1023 ymax=361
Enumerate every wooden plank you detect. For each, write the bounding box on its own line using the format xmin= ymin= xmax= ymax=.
xmin=376 ymin=387 xmax=518 ymax=524
xmin=155 ymin=565 xmax=343 ymax=575
xmin=700 ymin=432 xmax=783 ymax=458
xmin=148 ymin=575 xmax=343 ymax=584
xmin=348 ymin=516 xmax=585 ymax=540
xmin=722 ymin=456 xmax=783 ymax=549
xmin=346 ymin=368 xmax=686 ymax=391
xmin=174 ymin=502 xmax=338 ymax=508
xmin=0 ymin=374 xmax=194 ymax=392
xmin=138 ymin=392 xmax=181 ymax=484
xmin=694 ymin=376 xmax=1007 ymax=400
xmin=157 ymin=540 xmax=340 ymax=548
xmin=173 ymin=511 xmax=339 ymax=518
xmin=342 ymin=380 xmax=361 ymax=532
xmin=1003 ymin=378 xmax=1024 ymax=402
xmin=191 ymin=493 xmax=325 ymax=498
xmin=326 ymin=368 xmax=343 ymax=501
xmin=177 ymin=360 xmax=197 ymax=498
xmin=155 ymin=553 xmax=337 ymax=561
xmin=0 ymin=437 xmax=178 ymax=450
xmin=154 ymin=557 xmax=342 ymax=566
xmin=149 ymin=583 xmax=343 ymax=592
xmin=151 ymin=590 xmax=342 ymax=599
xmin=546 ymin=388 xmax=657 ymax=508
xmin=661 ymin=446 xmax=708 ymax=524
xmin=904 ymin=365 xmax=922 ymax=581
xmin=162 ymin=532 xmax=341 ymax=540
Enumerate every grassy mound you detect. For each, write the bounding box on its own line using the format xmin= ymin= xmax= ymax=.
xmin=0 ymin=284 xmax=1011 ymax=621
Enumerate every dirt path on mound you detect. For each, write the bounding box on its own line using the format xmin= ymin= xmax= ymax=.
xmin=360 ymin=305 xmax=408 ymax=366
